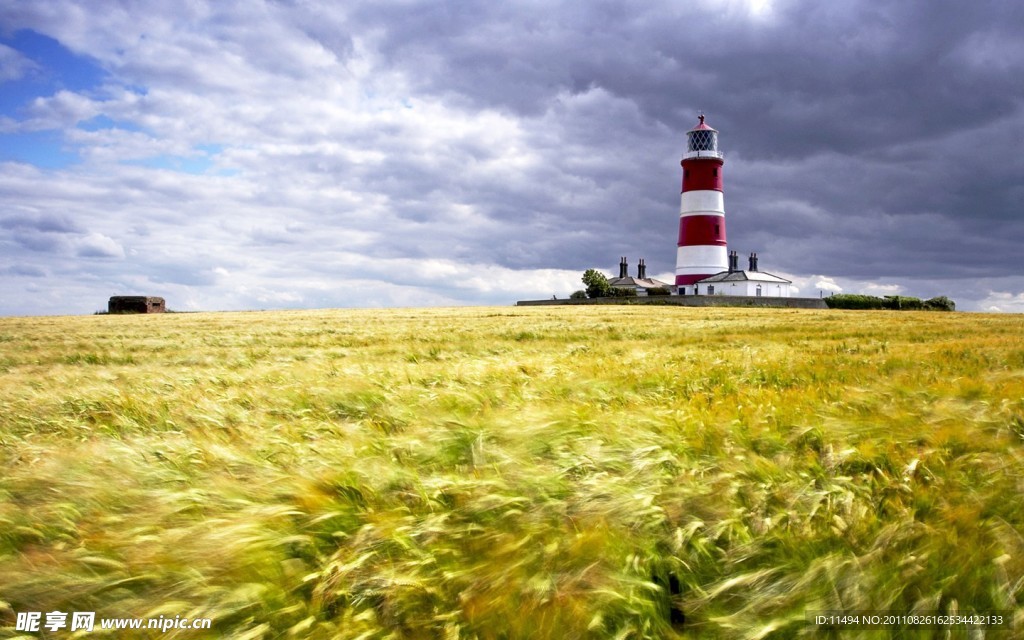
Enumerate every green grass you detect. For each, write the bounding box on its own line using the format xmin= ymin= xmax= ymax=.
xmin=1 ymin=306 xmax=1023 ymax=638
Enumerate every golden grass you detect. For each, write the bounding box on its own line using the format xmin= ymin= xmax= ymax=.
xmin=1 ymin=306 xmax=1023 ymax=638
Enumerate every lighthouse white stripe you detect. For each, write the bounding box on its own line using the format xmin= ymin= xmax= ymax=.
xmin=680 ymin=190 xmax=724 ymax=215
xmin=676 ymin=266 xmax=728 ymax=276
xmin=675 ymin=245 xmax=728 ymax=274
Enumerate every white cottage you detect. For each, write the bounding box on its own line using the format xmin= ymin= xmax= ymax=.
xmin=608 ymin=257 xmax=673 ymax=295
xmin=682 ymin=252 xmax=792 ymax=297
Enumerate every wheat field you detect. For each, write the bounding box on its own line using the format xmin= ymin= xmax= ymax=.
xmin=1 ymin=306 xmax=1023 ymax=639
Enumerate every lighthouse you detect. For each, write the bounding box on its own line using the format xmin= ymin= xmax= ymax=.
xmin=675 ymin=114 xmax=728 ymax=293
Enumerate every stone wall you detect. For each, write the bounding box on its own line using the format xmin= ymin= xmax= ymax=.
xmin=516 ymin=295 xmax=828 ymax=309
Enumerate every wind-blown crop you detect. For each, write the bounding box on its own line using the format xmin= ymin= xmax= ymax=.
xmin=1 ymin=307 xmax=1022 ymax=638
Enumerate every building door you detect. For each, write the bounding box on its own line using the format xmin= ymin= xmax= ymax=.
xmin=756 ymin=285 xmax=762 ymax=297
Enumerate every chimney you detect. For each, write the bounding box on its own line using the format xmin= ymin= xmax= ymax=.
xmin=749 ymin=252 xmax=758 ymax=272
xmin=637 ymin=258 xmax=646 ymax=280
xmin=728 ymin=251 xmax=738 ymax=272
xmin=619 ymin=257 xmax=628 ymax=278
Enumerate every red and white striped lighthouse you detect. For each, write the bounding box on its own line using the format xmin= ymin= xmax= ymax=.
xmin=675 ymin=114 xmax=728 ymax=292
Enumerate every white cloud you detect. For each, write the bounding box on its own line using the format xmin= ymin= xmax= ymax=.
xmin=978 ymin=291 xmax=1024 ymax=314
xmin=74 ymin=232 xmax=124 ymax=259
xmin=814 ymin=276 xmax=842 ymax=293
xmin=18 ymin=90 xmax=102 ymax=131
xmin=0 ymin=43 xmax=38 ymax=82
xmin=861 ymin=282 xmax=904 ymax=296
xmin=781 ymin=272 xmax=912 ymax=301
xmin=66 ymin=127 xmax=200 ymax=164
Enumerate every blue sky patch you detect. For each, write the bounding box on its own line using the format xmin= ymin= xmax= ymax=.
xmin=0 ymin=29 xmax=108 ymax=118
xmin=0 ymin=30 xmax=108 ymax=169
xmin=0 ymin=130 xmax=79 ymax=168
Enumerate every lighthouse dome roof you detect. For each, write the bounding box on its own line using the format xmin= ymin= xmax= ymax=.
xmin=689 ymin=114 xmax=717 ymax=132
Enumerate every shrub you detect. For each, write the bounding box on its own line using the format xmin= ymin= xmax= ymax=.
xmin=569 ymin=290 xmax=587 ymax=300
xmin=646 ymin=287 xmax=671 ymax=296
xmin=925 ymin=296 xmax=956 ymax=311
xmin=608 ymin=287 xmax=637 ymax=297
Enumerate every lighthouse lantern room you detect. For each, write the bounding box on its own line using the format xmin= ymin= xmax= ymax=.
xmin=675 ymin=114 xmax=728 ymax=293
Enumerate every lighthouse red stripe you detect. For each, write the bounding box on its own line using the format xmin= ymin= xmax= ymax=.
xmin=677 ymin=214 xmax=727 ymax=246
xmin=675 ymin=274 xmax=709 ymax=286
xmin=681 ymin=159 xmax=723 ymax=193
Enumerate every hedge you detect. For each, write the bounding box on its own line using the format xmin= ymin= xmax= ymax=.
xmin=826 ymin=294 xmax=955 ymax=311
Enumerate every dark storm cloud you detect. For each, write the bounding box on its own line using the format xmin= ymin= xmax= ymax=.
xmin=358 ymin=1 xmax=1024 ymax=152
xmin=1 ymin=264 xmax=45 ymax=277
xmin=12 ymin=230 xmax=65 ymax=252
xmin=347 ymin=0 xmax=1024 ymax=285
xmin=1 ymin=211 xmax=81 ymax=233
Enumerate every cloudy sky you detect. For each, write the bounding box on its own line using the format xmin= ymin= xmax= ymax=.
xmin=1 ymin=0 xmax=1022 ymax=315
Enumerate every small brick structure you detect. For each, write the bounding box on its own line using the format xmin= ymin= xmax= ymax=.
xmin=108 ymin=296 xmax=166 ymax=314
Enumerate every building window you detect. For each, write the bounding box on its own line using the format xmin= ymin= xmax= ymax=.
xmin=715 ymin=224 xmax=720 ymax=236
xmin=713 ymin=168 xmax=718 ymax=177
xmin=684 ymin=169 xmax=689 ymax=179
xmin=708 ymin=285 xmax=715 ymax=295
xmin=756 ymin=285 xmax=762 ymax=297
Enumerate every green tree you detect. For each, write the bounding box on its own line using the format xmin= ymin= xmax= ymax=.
xmin=581 ymin=269 xmax=610 ymax=298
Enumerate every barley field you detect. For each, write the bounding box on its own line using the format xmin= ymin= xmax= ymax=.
xmin=1 ymin=306 xmax=1023 ymax=639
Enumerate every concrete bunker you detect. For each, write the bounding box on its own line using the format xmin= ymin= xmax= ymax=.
xmin=108 ymin=296 xmax=166 ymax=314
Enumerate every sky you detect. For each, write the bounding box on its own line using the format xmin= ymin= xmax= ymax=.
xmin=1 ymin=0 xmax=1022 ymax=315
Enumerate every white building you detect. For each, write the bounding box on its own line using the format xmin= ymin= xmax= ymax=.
xmin=681 ymin=251 xmax=792 ymax=297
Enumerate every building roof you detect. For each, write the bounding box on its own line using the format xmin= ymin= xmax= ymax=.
xmin=608 ymin=276 xmax=673 ymax=289
xmin=696 ymin=270 xmax=791 ymax=284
